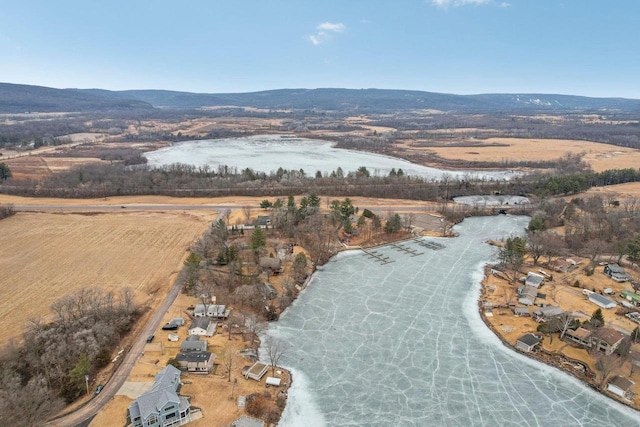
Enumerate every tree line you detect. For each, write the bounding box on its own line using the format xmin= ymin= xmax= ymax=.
xmin=0 ymin=288 xmax=140 ymax=426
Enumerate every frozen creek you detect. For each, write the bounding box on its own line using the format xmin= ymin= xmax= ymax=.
xmin=266 ymin=216 xmax=640 ymax=426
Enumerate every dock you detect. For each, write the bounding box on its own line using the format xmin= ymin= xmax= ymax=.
xmin=389 ymin=243 xmax=424 ymax=257
xmin=361 ymin=247 xmax=394 ymax=264
xmin=414 ymin=239 xmax=446 ymax=250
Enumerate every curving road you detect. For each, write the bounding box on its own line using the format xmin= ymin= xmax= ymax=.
xmin=45 ymin=267 xmax=185 ymax=427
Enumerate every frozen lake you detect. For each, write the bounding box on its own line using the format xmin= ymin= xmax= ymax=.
xmin=266 ymin=216 xmax=639 ymax=426
xmin=144 ymin=135 xmax=518 ymax=181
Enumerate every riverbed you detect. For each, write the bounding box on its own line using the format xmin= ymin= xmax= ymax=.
xmin=265 ymin=216 xmax=639 ymax=426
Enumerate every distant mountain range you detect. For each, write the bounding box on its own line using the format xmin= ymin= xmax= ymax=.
xmin=2 ymin=82 xmax=640 ymax=114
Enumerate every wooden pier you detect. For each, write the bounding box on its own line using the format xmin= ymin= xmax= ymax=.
xmin=414 ymin=239 xmax=446 ymax=250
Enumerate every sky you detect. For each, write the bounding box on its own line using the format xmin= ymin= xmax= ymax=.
xmin=0 ymin=1 xmax=639 ymax=98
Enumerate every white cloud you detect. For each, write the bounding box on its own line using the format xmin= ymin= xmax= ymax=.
xmin=317 ymin=22 xmax=345 ymax=33
xmin=308 ymin=22 xmax=346 ymax=45
xmin=430 ymin=0 xmax=492 ymax=7
xmin=500 ymin=2 xmax=511 ymax=7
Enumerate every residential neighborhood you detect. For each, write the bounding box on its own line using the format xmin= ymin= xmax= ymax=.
xmin=482 ymin=259 xmax=640 ymax=408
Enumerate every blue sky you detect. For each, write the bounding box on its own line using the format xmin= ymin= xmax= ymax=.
xmin=1 ymin=1 xmax=639 ymax=98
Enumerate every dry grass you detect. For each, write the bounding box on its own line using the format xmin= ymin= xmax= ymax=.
xmin=91 ymin=293 xmax=289 ymax=427
xmin=401 ymin=137 xmax=640 ymax=172
xmin=0 ymin=210 xmax=216 ymax=344
xmin=482 ymin=259 xmax=640 ymax=407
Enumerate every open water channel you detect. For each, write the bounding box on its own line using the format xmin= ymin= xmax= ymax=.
xmin=265 ymin=216 xmax=640 ymax=426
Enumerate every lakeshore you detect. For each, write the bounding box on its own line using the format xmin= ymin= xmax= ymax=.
xmin=478 ymin=260 xmax=640 ymax=413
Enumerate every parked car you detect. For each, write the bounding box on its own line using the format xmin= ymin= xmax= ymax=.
xmin=95 ymin=384 xmax=104 ymax=395
xmin=146 ymin=335 xmax=155 ymax=343
xmin=161 ymin=323 xmax=178 ymax=330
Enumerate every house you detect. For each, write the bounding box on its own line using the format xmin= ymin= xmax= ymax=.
xmin=176 ymin=351 xmax=215 ymax=373
xmin=516 ymin=333 xmax=541 ymax=352
xmin=518 ymin=285 xmax=538 ymax=306
xmin=621 ymin=291 xmax=640 ymax=305
xmin=259 ymin=282 xmax=278 ymax=300
xmin=244 ymin=361 xmax=268 ymax=381
xmin=607 ymin=376 xmax=635 ymax=400
xmin=170 ymin=317 xmax=185 ymax=326
xmin=180 ymin=336 xmax=208 ymax=353
xmin=532 ymin=305 xmax=564 ymax=322
xmin=259 ymin=257 xmax=282 ymax=274
xmin=231 ymin=415 xmax=265 ymax=427
xmin=589 ymin=293 xmax=617 ymax=309
xmin=127 ymin=365 xmax=191 ymax=427
xmin=590 ymin=328 xmax=624 ymax=355
xmin=254 ymin=215 xmax=271 ymax=227
xmin=525 ymin=272 xmax=544 ymax=289
xmin=514 ymin=307 xmax=530 ymax=317
xmin=188 ymin=318 xmax=217 ymax=337
xmin=193 ymin=304 xmax=207 ymax=317
xmin=565 ymin=327 xmax=593 ymax=347
xmin=604 ymin=263 xmax=630 ymax=282
xmin=206 ymin=304 xmax=230 ymax=319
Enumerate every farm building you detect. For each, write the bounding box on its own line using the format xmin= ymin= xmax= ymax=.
xmin=514 ymin=307 xmax=530 ymax=317
xmin=589 ymin=293 xmax=617 ymax=309
xmin=604 ymin=264 xmax=630 ymax=282
xmin=193 ymin=304 xmax=206 ymax=317
xmin=516 ymin=334 xmax=541 ymax=352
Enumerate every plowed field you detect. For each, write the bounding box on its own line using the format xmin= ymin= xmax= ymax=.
xmin=0 ymin=209 xmax=216 ymax=344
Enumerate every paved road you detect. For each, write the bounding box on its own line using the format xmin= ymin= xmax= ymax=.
xmin=45 ymin=210 xmax=222 ymax=427
xmin=13 ymin=203 xmax=436 ymax=213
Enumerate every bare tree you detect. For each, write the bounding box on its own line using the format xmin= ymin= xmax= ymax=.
xmin=554 ymin=312 xmax=575 ymax=339
xmin=264 ymin=336 xmax=289 ymax=376
xmin=595 ymin=355 xmax=618 ymax=389
xmin=244 ymin=314 xmax=267 ymax=344
xmin=221 ymin=344 xmax=235 ymax=382
xmin=243 ymin=205 xmax=253 ymax=225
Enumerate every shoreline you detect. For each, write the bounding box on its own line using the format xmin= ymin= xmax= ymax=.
xmin=477 ymin=265 xmax=640 ymax=414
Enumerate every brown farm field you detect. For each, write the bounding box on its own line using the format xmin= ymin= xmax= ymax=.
xmin=398 ymin=137 xmax=640 ymax=172
xmin=0 ymin=209 xmax=216 ymax=345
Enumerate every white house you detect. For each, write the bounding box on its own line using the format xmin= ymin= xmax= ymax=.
xmin=188 ymin=318 xmax=217 ymax=337
xmin=589 ymin=293 xmax=617 ymax=309
xmin=607 ymin=376 xmax=635 ymax=400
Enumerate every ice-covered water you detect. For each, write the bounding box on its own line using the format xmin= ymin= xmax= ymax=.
xmin=144 ymin=135 xmax=518 ymax=181
xmin=266 ymin=216 xmax=640 ymax=426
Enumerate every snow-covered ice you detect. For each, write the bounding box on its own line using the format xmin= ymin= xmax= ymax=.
xmin=144 ymin=135 xmax=519 ymax=181
xmin=268 ymin=216 xmax=640 ymax=426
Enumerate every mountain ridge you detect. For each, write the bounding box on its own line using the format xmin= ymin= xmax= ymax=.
xmin=2 ymin=82 xmax=640 ymax=113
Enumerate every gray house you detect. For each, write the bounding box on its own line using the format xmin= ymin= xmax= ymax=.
xmin=180 ymin=336 xmax=207 ymax=353
xmin=516 ymin=333 xmax=541 ymax=352
xmin=604 ymin=263 xmax=630 ymax=282
xmin=127 ymin=365 xmax=191 ymax=427
xmin=176 ymin=351 xmax=215 ymax=373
